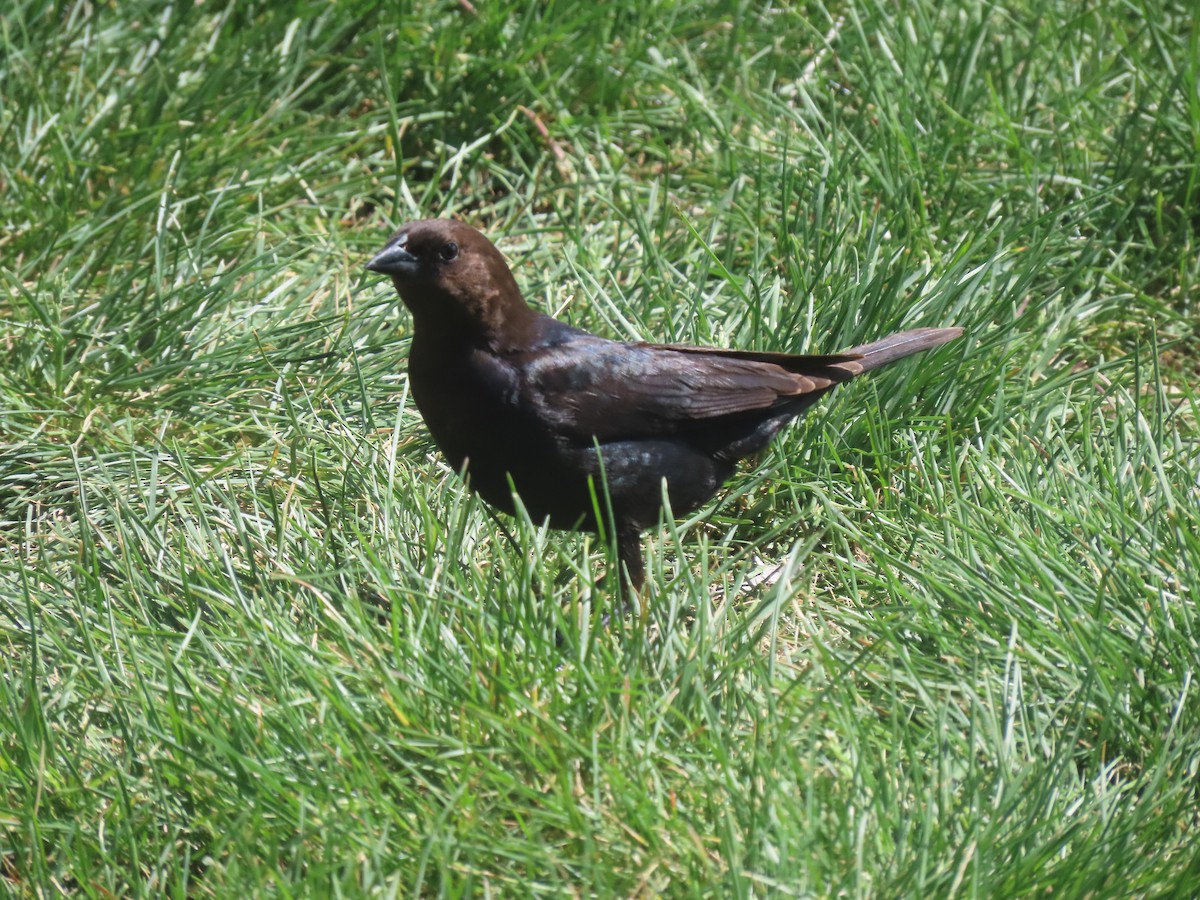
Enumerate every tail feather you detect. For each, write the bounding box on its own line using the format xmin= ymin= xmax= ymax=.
xmin=837 ymin=327 xmax=963 ymax=375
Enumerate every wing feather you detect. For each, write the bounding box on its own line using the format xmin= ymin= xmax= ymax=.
xmin=520 ymin=336 xmax=855 ymax=441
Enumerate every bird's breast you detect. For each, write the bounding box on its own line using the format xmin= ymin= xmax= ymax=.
xmin=406 ymin=338 xmax=560 ymax=511
xmin=409 ymin=341 xmax=515 ymax=449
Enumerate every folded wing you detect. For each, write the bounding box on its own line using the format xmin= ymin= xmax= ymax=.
xmin=521 ymin=336 xmax=861 ymax=441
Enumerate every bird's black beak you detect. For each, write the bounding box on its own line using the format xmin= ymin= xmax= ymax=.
xmin=366 ymin=239 xmax=419 ymax=276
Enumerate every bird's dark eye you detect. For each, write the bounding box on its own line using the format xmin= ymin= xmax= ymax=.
xmin=439 ymin=241 xmax=459 ymax=262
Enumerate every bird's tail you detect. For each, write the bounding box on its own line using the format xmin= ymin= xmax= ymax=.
xmin=837 ymin=327 xmax=963 ymax=375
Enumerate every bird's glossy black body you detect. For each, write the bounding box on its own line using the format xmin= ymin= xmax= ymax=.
xmin=368 ymin=219 xmax=962 ymax=592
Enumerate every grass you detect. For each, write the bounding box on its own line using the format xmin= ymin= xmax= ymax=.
xmin=2 ymin=0 xmax=1198 ymax=895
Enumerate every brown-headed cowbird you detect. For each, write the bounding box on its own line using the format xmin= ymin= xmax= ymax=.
xmin=367 ymin=219 xmax=961 ymax=595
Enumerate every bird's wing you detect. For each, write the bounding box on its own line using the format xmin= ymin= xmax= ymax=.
xmin=642 ymin=342 xmax=860 ymax=371
xmin=519 ymin=336 xmax=861 ymax=441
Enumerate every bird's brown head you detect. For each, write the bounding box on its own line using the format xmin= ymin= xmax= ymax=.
xmin=366 ymin=219 xmax=534 ymax=345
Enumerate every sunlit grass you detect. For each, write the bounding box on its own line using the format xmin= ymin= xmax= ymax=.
xmin=2 ymin=0 xmax=1197 ymax=895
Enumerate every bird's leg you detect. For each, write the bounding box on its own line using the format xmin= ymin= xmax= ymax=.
xmin=558 ymin=525 xmax=645 ymax=647
xmin=616 ymin=525 xmax=645 ymax=617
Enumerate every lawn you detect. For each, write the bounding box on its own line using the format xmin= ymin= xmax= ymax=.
xmin=2 ymin=0 xmax=1198 ymax=895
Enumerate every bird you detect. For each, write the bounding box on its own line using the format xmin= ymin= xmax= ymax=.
xmin=367 ymin=219 xmax=961 ymax=596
